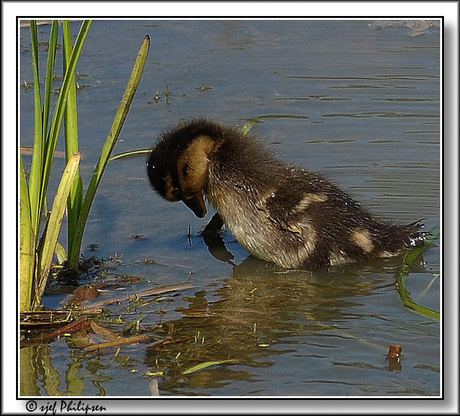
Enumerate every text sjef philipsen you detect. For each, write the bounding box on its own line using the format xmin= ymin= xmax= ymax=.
xmin=38 ymin=400 xmax=106 ymax=415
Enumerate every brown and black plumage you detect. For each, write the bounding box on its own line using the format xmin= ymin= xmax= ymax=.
xmin=147 ymin=119 xmax=426 ymax=269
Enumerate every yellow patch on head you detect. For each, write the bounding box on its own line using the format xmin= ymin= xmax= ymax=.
xmin=177 ymin=135 xmax=215 ymax=198
xmin=350 ymin=229 xmax=374 ymax=253
xmin=164 ymin=174 xmax=177 ymax=201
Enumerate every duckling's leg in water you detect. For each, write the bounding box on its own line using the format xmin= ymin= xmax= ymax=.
xmin=202 ymin=212 xmax=224 ymax=234
xmin=201 ymin=213 xmax=235 ymax=264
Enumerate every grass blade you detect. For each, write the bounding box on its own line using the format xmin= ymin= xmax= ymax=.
xmin=36 ymin=153 xmax=81 ymax=306
xmin=68 ymin=35 xmax=151 ymax=270
xmin=55 ymin=242 xmax=68 ymax=265
xmin=182 ymin=359 xmax=237 ymax=375
xmin=20 ymin=157 xmax=35 ymax=311
xmin=39 ymin=20 xmax=91 ymax=232
xmin=241 ymin=119 xmax=258 ymax=135
xmin=30 ymin=21 xmax=59 ymax=240
xmin=63 ymin=20 xmax=83 ymax=256
xmin=43 ymin=21 xmax=59 ymax=148
xmin=109 ymin=148 xmax=152 ymax=161
xmin=27 ymin=20 xmax=45 ymax=239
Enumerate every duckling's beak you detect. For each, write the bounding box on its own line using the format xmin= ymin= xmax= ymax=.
xmin=183 ymin=191 xmax=207 ymax=218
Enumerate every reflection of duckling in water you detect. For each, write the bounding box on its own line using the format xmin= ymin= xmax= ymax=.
xmin=147 ymin=120 xmax=427 ymax=269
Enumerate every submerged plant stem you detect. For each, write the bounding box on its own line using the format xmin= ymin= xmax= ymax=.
xmin=395 ymin=224 xmax=440 ymax=321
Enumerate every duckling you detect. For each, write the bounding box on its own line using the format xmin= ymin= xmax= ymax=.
xmin=147 ymin=119 xmax=427 ymax=269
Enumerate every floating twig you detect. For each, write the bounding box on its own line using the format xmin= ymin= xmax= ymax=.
xmin=85 ymin=282 xmax=193 ymax=309
xmin=85 ymin=334 xmax=149 ymax=352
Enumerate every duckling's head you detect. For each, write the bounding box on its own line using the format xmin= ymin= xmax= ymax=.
xmin=147 ymin=120 xmax=225 ymax=218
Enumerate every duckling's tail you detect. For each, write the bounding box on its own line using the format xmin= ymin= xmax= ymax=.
xmin=375 ymin=218 xmax=429 ymax=255
xmin=404 ymin=219 xmax=431 ymax=249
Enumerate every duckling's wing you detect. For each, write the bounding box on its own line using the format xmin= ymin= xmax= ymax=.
xmin=262 ymin=168 xmax=331 ymax=232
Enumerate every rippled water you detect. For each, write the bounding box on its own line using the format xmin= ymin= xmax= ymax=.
xmin=20 ymin=19 xmax=440 ymax=397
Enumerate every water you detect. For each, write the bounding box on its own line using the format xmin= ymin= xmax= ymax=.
xmin=20 ymin=19 xmax=440 ymax=397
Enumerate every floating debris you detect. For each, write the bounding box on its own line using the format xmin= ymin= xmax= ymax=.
xmin=387 ymin=345 xmax=402 ymax=371
xmin=85 ymin=334 xmax=149 ymax=352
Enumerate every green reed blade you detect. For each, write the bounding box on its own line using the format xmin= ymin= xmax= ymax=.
xmin=30 ymin=21 xmax=59 ymax=240
xmin=55 ymin=242 xmax=68 ymax=265
xmin=43 ymin=21 xmax=59 ymax=148
xmin=28 ymin=20 xmax=45 ymax=239
xmin=63 ymin=20 xmax=83 ymax=256
xmin=109 ymin=148 xmax=152 ymax=161
xmin=182 ymin=359 xmax=237 ymax=375
xmin=241 ymin=120 xmax=257 ymax=135
xmin=20 ymin=157 xmax=35 ymax=311
xmin=36 ymin=153 xmax=81 ymax=306
xmin=39 ymin=20 xmax=91 ymax=232
xmin=68 ymin=35 xmax=151 ymax=271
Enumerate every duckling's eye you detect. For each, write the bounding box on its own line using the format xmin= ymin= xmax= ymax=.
xmin=171 ymin=187 xmax=180 ymax=197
